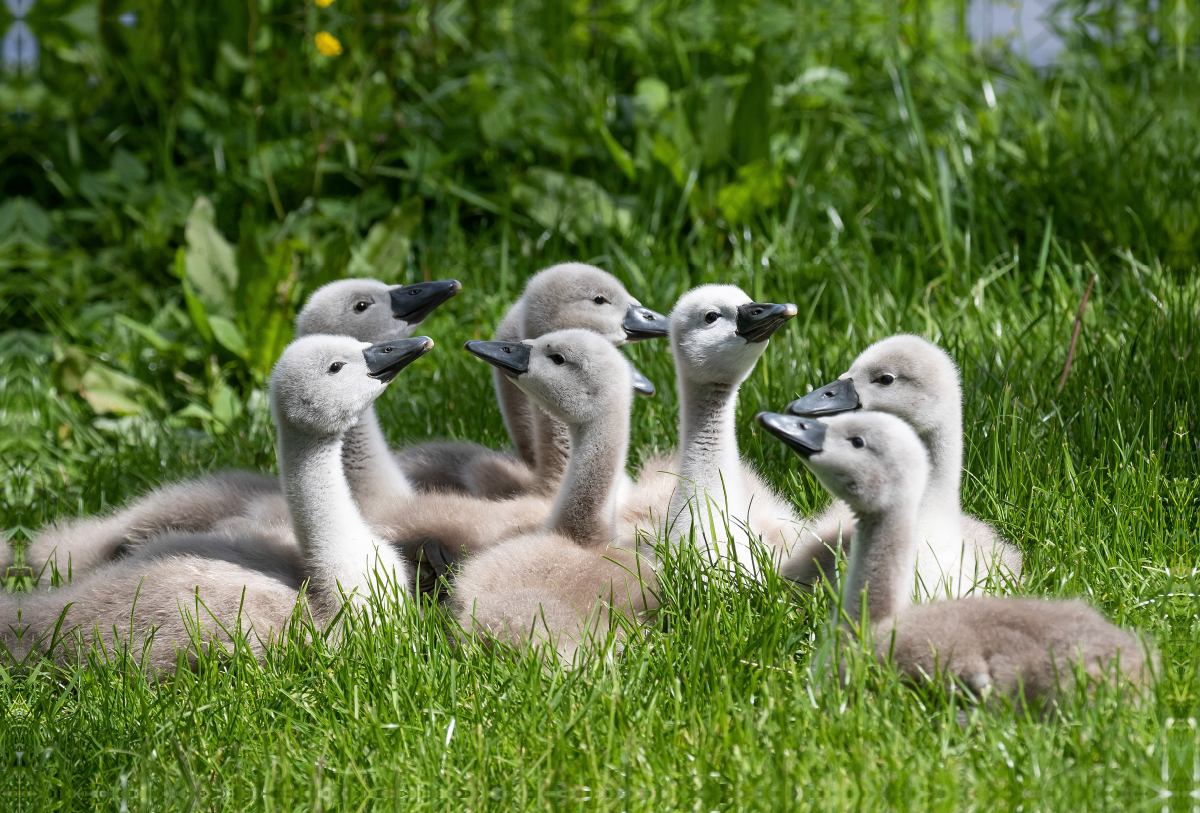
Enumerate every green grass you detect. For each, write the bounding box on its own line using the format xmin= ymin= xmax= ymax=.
xmin=4 ymin=0 xmax=1200 ymax=808
xmin=3 ymin=233 xmax=1198 ymax=810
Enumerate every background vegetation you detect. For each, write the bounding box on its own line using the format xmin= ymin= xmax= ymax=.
xmin=1 ymin=0 xmax=1198 ymax=809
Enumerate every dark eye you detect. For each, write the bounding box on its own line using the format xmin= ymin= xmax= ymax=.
xmin=329 ymin=362 xmax=344 ymax=373
xmin=849 ymin=436 xmax=865 ymax=448
xmin=592 ymin=295 xmax=608 ymax=305
xmin=704 ymin=311 xmax=720 ymax=324
xmin=354 ymin=301 xmax=370 ymax=313
xmin=877 ymin=374 xmax=896 ymax=385
xmin=549 ymin=353 xmax=566 ymax=365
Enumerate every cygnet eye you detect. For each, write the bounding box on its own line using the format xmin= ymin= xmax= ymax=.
xmin=704 ymin=311 xmax=720 ymax=324
xmin=849 ymin=436 xmax=865 ymax=449
xmin=876 ymin=374 xmax=896 ymax=385
xmin=329 ymin=362 xmax=344 ymax=374
xmin=549 ymin=353 xmax=566 ymax=366
xmin=354 ymin=301 xmax=370 ymax=313
xmin=592 ymin=295 xmax=609 ymax=305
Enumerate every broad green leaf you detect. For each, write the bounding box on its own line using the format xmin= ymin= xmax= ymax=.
xmin=78 ymin=363 xmax=153 ymax=416
xmin=732 ymin=59 xmax=772 ymax=166
xmin=209 ymin=315 xmax=248 ymax=359
xmin=175 ymin=402 xmax=215 ymax=423
xmin=235 ymin=207 xmax=297 ymax=374
xmin=184 ymin=196 xmax=238 ymax=316
xmin=115 ymin=315 xmax=175 ymax=352
xmin=180 ymin=266 xmax=215 ymax=345
xmin=211 ymin=380 xmax=243 ymax=427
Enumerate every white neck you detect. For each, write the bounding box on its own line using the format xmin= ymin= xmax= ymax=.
xmin=668 ymin=379 xmax=749 ymax=533
xmin=918 ymin=408 xmax=963 ymax=520
xmin=533 ymin=407 xmax=572 ymax=492
xmin=340 ymin=405 xmax=415 ymax=525
xmin=545 ymin=405 xmax=629 ymax=547
xmin=841 ymin=503 xmax=920 ymax=629
xmin=278 ymin=419 xmax=409 ymax=611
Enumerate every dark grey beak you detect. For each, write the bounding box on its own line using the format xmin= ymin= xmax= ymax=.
xmin=756 ymin=412 xmax=827 ymax=458
xmin=786 ymin=377 xmax=860 ymax=417
xmin=736 ymin=302 xmax=798 ymax=343
xmin=464 ymin=340 xmax=531 ymax=376
xmin=364 ymin=336 xmax=435 ymax=383
xmin=390 ymin=279 xmax=462 ymax=324
xmin=629 ymin=364 xmax=656 ymax=397
xmin=622 ymin=304 xmax=670 ymax=341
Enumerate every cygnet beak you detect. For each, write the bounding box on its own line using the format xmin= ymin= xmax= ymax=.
xmin=786 ymin=377 xmax=860 ymax=417
xmin=622 ymin=304 xmax=670 ymax=341
xmin=464 ymin=340 xmax=531 ymax=377
xmin=735 ymin=302 xmax=798 ymax=343
xmin=364 ymin=336 xmax=435 ymax=383
xmin=390 ymin=279 xmax=462 ymax=324
xmin=629 ymin=363 xmax=656 ymax=397
xmin=755 ymin=412 xmax=827 ymax=458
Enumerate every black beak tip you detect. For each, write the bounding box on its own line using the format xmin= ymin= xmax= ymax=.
xmin=786 ymin=377 xmax=861 ymax=417
xmin=364 ymin=336 xmax=435 ymax=382
xmin=736 ymin=301 xmax=798 ymax=343
xmin=464 ymin=340 xmax=531 ymax=376
xmin=756 ymin=411 xmax=826 ymax=458
xmin=622 ymin=304 xmax=670 ymax=341
xmin=390 ymin=279 xmax=462 ymax=323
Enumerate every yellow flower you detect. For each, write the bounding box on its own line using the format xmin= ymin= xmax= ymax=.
xmin=315 ymin=0 xmax=335 ymax=6
xmin=315 ymin=31 xmax=343 ymax=56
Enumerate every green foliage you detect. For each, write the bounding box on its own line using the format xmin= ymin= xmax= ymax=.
xmin=2 ymin=0 xmax=1199 ymax=808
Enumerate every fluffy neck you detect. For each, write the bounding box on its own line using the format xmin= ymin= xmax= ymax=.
xmin=841 ymin=503 xmax=920 ymax=629
xmin=918 ymin=406 xmax=963 ymax=520
xmin=278 ymin=419 xmax=407 ymax=609
xmin=533 ymin=408 xmax=571 ymax=492
xmin=669 ymin=379 xmax=748 ymax=528
xmin=493 ymin=303 xmax=538 ymax=468
xmin=340 ymin=405 xmax=415 ymax=526
xmin=545 ymin=404 xmax=629 ymax=547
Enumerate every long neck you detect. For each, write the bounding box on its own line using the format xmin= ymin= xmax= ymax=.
xmin=533 ymin=408 xmax=571 ymax=493
xmin=545 ymin=404 xmax=629 ymax=548
xmin=841 ymin=505 xmax=920 ymax=629
xmin=278 ymin=421 xmax=407 ymax=610
xmin=340 ymin=405 xmax=414 ymax=526
xmin=919 ymin=407 xmax=963 ymax=519
xmin=669 ymin=380 xmax=747 ymax=526
xmin=493 ymin=302 xmax=538 ymax=467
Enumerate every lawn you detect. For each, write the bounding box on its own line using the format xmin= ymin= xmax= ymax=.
xmin=2 ymin=0 xmax=1198 ymax=809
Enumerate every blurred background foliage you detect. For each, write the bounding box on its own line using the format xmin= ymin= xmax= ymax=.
xmin=1 ymin=0 xmax=1197 ymax=495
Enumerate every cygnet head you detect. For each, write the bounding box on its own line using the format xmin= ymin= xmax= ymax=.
xmin=270 ymin=334 xmax=434 ymax=437
xmin=757 ymin=410 xmax=928 ymax=516
xmin=521 ymin=263 xmax=668 ymax=345
xmin=670 ymin=284 xmax=798 ymax=386
xmin=787 ymin=334 xmax=961 ymax=438
xmin=465 ymin=329 xmax=629 ymax=428
xmin=296 ymin=278 xmax=461 ymax=342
